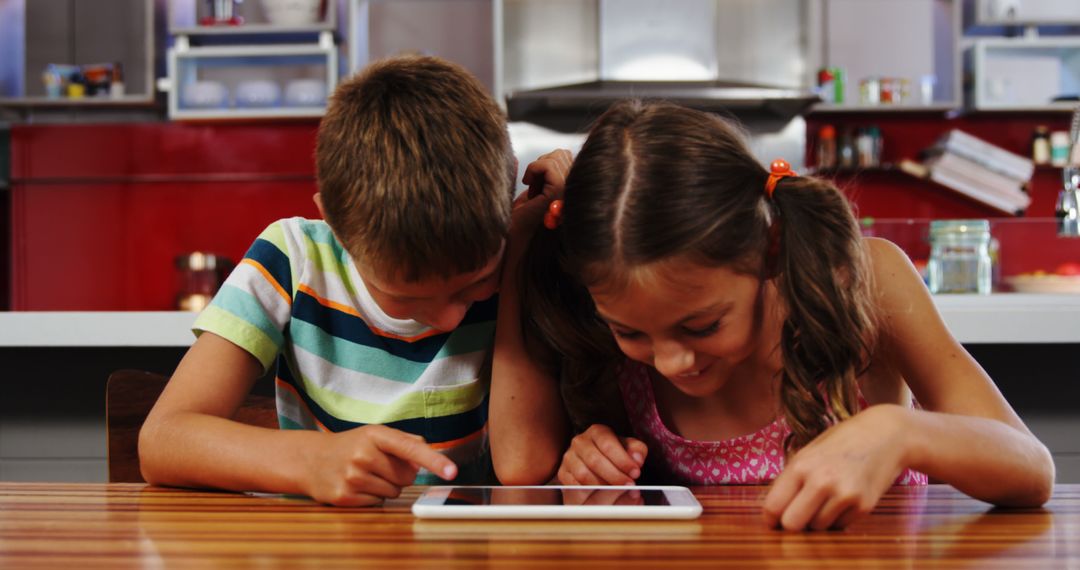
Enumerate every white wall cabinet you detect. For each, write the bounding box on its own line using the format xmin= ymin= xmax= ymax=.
xmin=812 ymin=0 xmax=962 ymax=113
xmin=968 ymin=37 xmax=1080 ymax=111
xmin=163 ymin=0 xmax=340 ymax=120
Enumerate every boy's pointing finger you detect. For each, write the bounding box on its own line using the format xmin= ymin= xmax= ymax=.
xmin=374 ymin=429 xmax=458 ymax=481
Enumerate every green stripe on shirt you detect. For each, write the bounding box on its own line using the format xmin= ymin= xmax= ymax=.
xmin=194 ymin=304 xmax=282 ymax=372
xmin=299 ymin=371 xmax=488 ymax=424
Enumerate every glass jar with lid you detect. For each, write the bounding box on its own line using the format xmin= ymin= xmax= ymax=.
xmin=927 ymin=220 xmax=992 ymax=295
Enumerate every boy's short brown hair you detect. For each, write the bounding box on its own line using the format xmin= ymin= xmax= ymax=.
xmin=316 ymin=55 xmax=515 ymax=282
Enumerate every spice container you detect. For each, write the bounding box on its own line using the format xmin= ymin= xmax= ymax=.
xmin=1032 ymin=126 xmax=1051 ymax=165
xmin=838 ymin=128 xmax=856 ymax=169
xmin=927 ymin=220 xmax=992 ymax=295
xmin=856 ymin=126 xmax=883 ymax=167
xmin=1051 ymin=130 xmax=1071 ymax=167
xmin=176 ymin=252 xmax=231 ymax=311
xmin=816 ymin=125 xmax=837 ymax=169
xmin=859 ymin=77 xmax=880 ymax=105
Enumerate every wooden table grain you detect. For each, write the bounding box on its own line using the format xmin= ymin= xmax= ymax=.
xmin=1 ymin=483 xmax=1077 ymax=568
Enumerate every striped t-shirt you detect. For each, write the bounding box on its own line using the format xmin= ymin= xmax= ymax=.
xmin=193 ymin=217 xmax=497 ymax=484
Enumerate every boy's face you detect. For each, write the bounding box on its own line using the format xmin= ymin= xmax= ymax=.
xmin=357 ymin=242 xmax=504 ymax=332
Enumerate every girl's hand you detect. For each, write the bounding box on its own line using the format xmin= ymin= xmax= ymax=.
xmin=763 ymin=404 xmax=909 ymax=531
xmin=557 ymin=424 xmax=648 ymax=486
xmin=300 ymin=425 xmax=457 ymax=507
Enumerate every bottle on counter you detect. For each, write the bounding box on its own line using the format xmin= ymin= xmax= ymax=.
xmin=856 ymin=126 xmax=883 ymax=167
xmin=838 ymin=128 xmax=856 ymax=169
xmin=816 ymin=125 xmax=837 ymax=170
xmin=859 ymin=216 xmax=876 ymax=237
xmin=1051 ymin=130 xmax=1071 ymax=167
xmin=110 ymin=62 xmax=125 ymax=98
xmin=66 ymin=70 xmax=86 ymax=99
xmin=1032 ymin=125 xmax=1051 ymax=165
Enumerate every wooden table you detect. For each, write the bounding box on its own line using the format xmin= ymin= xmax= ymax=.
xmin=1 ymin=483 xmax=1077 ymax=568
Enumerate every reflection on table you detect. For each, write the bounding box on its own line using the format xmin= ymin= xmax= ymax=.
xmin=0 ymin=483 xmax=1077 ymax=567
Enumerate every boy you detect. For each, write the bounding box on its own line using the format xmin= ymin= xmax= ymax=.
xmin=139 ymin=55 xmax=559 ymax=506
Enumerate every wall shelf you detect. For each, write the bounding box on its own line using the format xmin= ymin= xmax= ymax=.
xmin=0 ymin=95 xmax=157 ymax=108
xmin=170 ymin=23 xmax=338 ymax=37
xmin=809 ymin=103 xmax=956 ymax=114
xmin=0 ymin=0 xmax=157 ymax=106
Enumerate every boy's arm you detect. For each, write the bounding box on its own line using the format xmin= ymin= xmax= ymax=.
xmin=490 ymin=150 xmax=573 ymax=485
xmin=139 ymin=332 xmax=455 ymax=505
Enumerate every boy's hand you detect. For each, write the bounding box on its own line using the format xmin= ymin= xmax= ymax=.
xmin=507 ymin=148 xmax=575 ymax=259
xmin=520 ymin=148 xmax=573 ymax=204
xmin=557 ymin=424 xmax=648 ymax=486
xmin=301 ymin=424 xmax=457 ymax=507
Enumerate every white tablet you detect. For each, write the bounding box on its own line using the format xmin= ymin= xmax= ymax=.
xmin=412 ymin=485 xmax=702 ymax=520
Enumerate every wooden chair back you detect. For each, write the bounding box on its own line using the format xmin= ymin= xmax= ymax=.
xmin=105 ymin=369 xmax=277 ymax=483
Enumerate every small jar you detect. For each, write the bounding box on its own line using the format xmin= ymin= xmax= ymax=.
xmin=1051 ymin=131 xmax=1071 ymax=167
xmin=176 ymin=252 xmax=230 ymax=311
xmin=1031 ymin=125 xmax=1051 ymax=165
xmin=927 ymin=220 xmax=992 ymax=295
xmin=816 ymin=125 xmax=837 ymax=169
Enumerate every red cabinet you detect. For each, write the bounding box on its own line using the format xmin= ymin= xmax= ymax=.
xmin=9 ymin=123 xmax=320 ymax=310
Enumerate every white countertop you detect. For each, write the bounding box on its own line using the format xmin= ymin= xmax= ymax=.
xmin=0 ymin=294 xmax=1078 ymax=346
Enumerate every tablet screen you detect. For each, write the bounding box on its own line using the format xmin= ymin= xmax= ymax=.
xmin=442 ymin=487 xmax=672 ymax=506
xmin=413 ymin=486 xmax=703 ymax=519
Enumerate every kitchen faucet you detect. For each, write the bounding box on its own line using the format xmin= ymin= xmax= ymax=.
xmin=1057 ymin=103 xmax=1080 ymax=237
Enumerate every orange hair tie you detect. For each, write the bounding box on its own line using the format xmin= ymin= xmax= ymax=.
xmin=543 ymin=199 xmax=564 ymax=229
xmin=765 ymin=159 xmax=797 ymax=199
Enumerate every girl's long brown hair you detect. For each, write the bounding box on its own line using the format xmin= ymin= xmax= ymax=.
xmin=520 ymin=101 xmax=877 ymax=453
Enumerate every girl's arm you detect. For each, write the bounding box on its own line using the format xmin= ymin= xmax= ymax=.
xmin=490 ymin=150 xmax=573 ymax=485
xmin=764 ymin=238 xmax=1053 ymax=531
xmin=866 ymin=238 xmax=1054 ymax=504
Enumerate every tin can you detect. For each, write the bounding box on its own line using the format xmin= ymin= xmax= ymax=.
xmin=879 ymin=77 xmax=896 ymax=103
xmin=878 ymin=77 xmax=910 ymax=104
xmin=859 ymin=77 xmax=881 ymax=105
xmin=817 ymin=67 xmax=845 ymax=104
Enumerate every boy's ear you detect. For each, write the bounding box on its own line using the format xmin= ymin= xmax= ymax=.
xmin=313 ymin=193 xmax=325 ymax=219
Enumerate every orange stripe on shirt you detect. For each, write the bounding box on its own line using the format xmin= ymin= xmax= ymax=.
xmin=296 ymin=283 xmax=445 ymax=343
xmin=429 ymin=423 xmax=487 ymax=451
xmin=275 ymin=378 xmax=330 ymax=433
xmin=242 ymin=258 xmax=292 ymax=305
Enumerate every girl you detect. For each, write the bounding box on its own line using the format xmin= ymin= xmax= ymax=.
xmin=489 ymin=101 xmax=1054 ymax=531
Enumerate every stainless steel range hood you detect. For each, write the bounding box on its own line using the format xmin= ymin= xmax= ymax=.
xmin=498 ymin=0 xmax=819 ymax=132
xmin=505 ymin=79 xmax=819 ymax=131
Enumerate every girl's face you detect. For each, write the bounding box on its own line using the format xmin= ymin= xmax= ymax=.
xmin=587 ymin=259 xmax=771 ymax=398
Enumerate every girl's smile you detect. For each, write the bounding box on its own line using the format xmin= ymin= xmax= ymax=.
xmin=587 ymin=257 xmax=781 ymax=399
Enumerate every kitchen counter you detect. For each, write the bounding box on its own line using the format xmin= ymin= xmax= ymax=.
xmin=0 ymin=294 xmax=1077 ymax=346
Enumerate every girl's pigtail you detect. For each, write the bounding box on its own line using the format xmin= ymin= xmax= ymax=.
xmin=769 ymin=176 xmax=877 ymax=454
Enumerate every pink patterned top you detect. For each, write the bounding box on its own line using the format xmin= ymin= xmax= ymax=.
xmin=617 ymin=361 xmax=928 ymax=486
